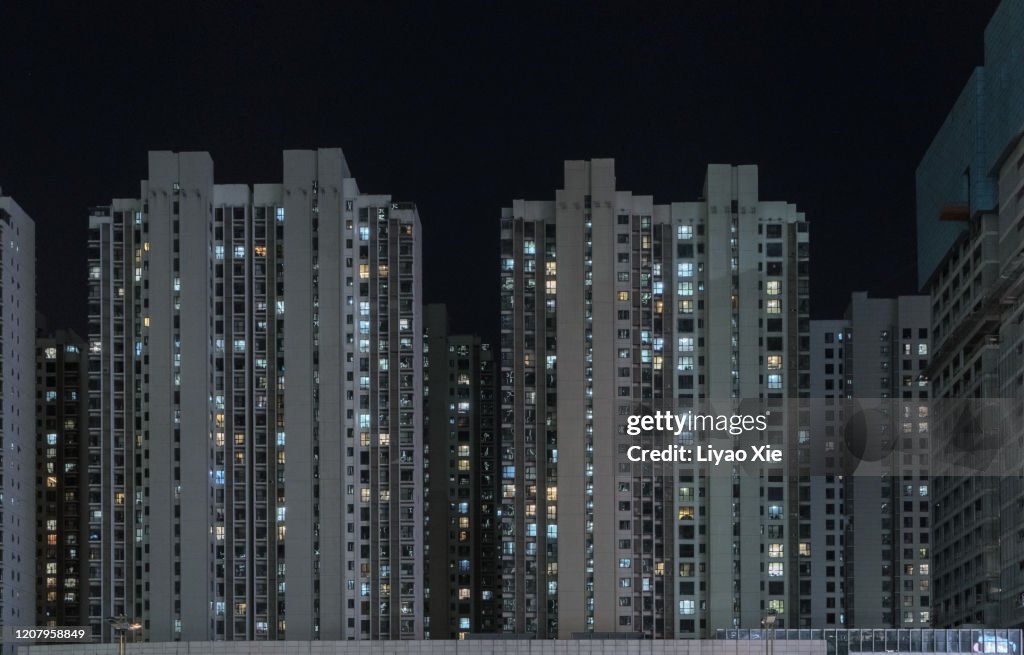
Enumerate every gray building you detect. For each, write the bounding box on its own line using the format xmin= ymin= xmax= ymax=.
xmin=423 ymin=305 xmax=498 ymax=638
xmin=916 ymin=0 xmax=1024 ymax=288
xmin=808 ymin=319 xmax=847 ymax=628
xmin=498 ymin=161 xmax=810 ymax=638
xmin=811 ymin=294 xmax=932 ymax=629
xmin=86 ymin=150 xmax=424 ymax=642
xmin=0 ymin=193 xmax=36 ymax=652
xmin=35 ymin=330 xmax=89 ymax=629
xmin=927 ymin=127 xmax=1024 ymax=629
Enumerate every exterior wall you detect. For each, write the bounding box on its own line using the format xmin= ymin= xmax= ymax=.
xmin=0 ymin=195 xmax=36 ymax=653
xmin=995 ymin=133 xmax=1024 ymax=628
xmin=35 ymin=331 xmax=89 ymax=628
xmin=927 ymin=211 xmax=1002 ymax=628
xmin=499 ymin=161 xmax=809 ymax=639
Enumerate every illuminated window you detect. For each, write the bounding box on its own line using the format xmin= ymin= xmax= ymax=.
xmin=766 ymin=299 xmax=781 ymax=314
xmin=767 ymin=355 xmax=782 ymax=370
xmin=768 ymin=543 xmax=784 ymax=558
xmin=618 ymin=291 xmax=629 ymax=301
xmin=677 ymin=225 xmax=693 ymax=240
xmin=766 ymin=280 xmax=780 ymax=295
xmin=768 ymin=562 xmax=784 ymax=577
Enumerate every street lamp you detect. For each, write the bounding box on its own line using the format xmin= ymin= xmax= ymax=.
xmin=107 ymin=615 xmax=142 ymax=655
xmin=761 ymin=609 xmax=777 ymax=655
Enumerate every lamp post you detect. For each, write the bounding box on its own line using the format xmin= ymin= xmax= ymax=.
xmin=762 ymin=609 xmax=777 ymax=655
xmin=107 ymin=615 xmax=142 ymax=655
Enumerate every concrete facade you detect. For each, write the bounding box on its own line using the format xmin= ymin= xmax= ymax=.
xmin=0 ymin=194 xmax=36 ymax=654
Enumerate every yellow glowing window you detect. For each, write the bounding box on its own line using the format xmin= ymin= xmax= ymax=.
xmin=767 ymin=355 xmax=782 ymax=370
xmin=618 ymin=291 xmax=629 ymax=301
xmin=359 ymin=264 xmax=370 ymax=279
xmin=360 ymin=488 xmax=370 ymax=502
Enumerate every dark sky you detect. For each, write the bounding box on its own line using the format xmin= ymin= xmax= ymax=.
xmin=0 ymin=2 xmax=1000 ymax=339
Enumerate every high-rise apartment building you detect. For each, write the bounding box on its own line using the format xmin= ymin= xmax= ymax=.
xmin=35 ymin=330 xmax=89 ymax=629
xmin=808 ymin=319 xmax=847 ymax=629
xmin=499 ymin=160 xmax=810 ymax=638
xmin=810 ymin=294 xmax=932 ymax=629
xmin=86 ymin=150 xmax=423 ymax=642
xmin=0 ymin=193 xmax=36 ymax=650
xmin=927 ymin=128 xmax=1024 ymax=630
xmin=423 ymin=304 xmax=498 ymax=638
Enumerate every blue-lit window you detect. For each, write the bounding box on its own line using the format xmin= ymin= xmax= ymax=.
xmin=275 ymin=207 xmax=285 ymax=222
xmin=214 ymin=470 xmax=225 ymax=485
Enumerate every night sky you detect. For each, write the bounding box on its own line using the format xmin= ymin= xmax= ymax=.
xmin=0 ymin=2 xmax=1000 ymax=340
